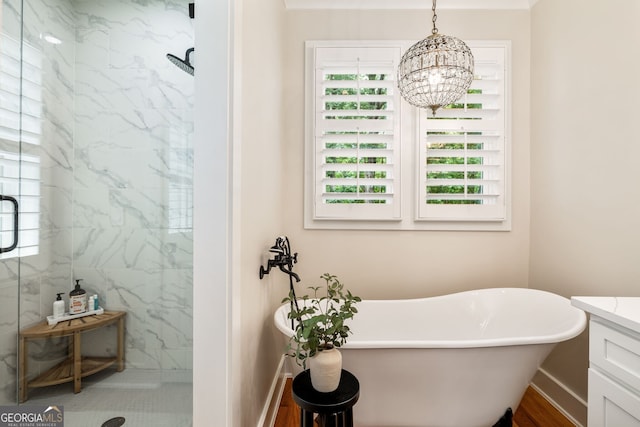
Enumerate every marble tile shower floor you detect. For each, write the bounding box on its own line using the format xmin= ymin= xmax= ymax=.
xmin=24 ymin=368 xmax=192 ymax=427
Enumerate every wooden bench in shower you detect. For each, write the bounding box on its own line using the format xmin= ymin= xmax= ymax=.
xmin=18 ymin=310 xmax=126 ymax=402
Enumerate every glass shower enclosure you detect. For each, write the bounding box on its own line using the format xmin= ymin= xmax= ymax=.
xmin=0 ymin=0 xmax=193 ymax=425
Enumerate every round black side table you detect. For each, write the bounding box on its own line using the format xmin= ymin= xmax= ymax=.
xmin=292 ymin=369 xmax=360 ymax=427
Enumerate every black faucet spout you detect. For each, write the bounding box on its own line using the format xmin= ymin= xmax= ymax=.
xmin=279 ymin=265 xmax=300 ymax=282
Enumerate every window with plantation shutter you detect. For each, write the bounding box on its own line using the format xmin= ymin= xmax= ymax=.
xmin=417 ymin=42 xmax=509 ymax=224
xmin=307 ymin=42 xmax=402 ymax=221
xmin=305 ymin=40 xmax=511 ymax=231
xmin=0 ymin=33 xmax=42 ymax=258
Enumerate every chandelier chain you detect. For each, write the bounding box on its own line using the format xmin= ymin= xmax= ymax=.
xmin=431 ymin=0 xmax=438 ymax=34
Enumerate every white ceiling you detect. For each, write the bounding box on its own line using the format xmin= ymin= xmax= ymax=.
xmin=285 ymin=0 xmax=539 ymax=10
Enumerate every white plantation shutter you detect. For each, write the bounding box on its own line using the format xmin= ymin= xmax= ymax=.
xmin=310 ymin=44 xmax=402 ymax=220
xmin=305 ymin=41 xmax=511 ymax=230
xmin=0 ymin=33 xmax=42 ymax=258
xmin=417 ymin=43 xmax=509 ymax=222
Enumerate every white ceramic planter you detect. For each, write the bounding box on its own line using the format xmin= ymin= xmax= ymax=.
xmin=309 ymin=346 xmax=342 ymax=392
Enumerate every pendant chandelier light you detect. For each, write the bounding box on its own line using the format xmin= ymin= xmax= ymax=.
xmin=397 ymin=0 xmax=474 ymax=116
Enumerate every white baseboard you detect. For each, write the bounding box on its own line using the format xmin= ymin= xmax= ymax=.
xmin=258 ymin=355 xmax=287 ymax=427
xmin=531 ymin=368 xmax=587 ymax=427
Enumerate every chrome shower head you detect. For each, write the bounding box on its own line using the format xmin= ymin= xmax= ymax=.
xmin=167 ymin=48 xmax=194 ymax=75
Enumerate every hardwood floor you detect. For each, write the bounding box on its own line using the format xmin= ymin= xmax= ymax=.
xmin=512 ymin=386 xmax=576 ymax=427
xmin=274 ymin=378 xmax=301 ymax=427
xmin=274 ymin=378 xmax=575 ymax=427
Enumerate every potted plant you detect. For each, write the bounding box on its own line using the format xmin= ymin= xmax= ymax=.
xmin=282 ymin=273 xmax=361 ymax=392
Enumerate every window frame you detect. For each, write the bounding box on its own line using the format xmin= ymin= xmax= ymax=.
xmin=304 ymin=40 xmax=512 ymax=231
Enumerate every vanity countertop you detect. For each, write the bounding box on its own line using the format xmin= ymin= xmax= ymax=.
xmin=571 ymin=296 xmax=640 ymax=334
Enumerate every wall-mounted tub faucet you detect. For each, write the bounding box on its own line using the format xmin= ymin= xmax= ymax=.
xmin=260 ymin=236 xmax=302 ymax=330
xmin=259 ymin=236 xmax=299 ymax=282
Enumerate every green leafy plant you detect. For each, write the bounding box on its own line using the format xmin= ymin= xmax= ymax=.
xmin=282 ymin=273 xmax=361 ymax=369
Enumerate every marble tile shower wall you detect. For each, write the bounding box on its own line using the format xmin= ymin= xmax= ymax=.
xmin=72 ymin=0 xmax=194 ymax=371
xmin=0 ymin=0 xmax=193 ymax=404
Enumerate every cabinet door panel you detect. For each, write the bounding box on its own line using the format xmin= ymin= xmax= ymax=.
xmin=591 ymin=319 xmax=640 ymax=391
xmin=588 ymin=369 xmax=640 ymax=427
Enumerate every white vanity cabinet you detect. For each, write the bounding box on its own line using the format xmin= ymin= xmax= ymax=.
xmin=571 ymin=297 xmax=640 ymax=427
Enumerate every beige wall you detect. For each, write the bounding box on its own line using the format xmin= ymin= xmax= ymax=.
xmin=237 ymin=1 xmax=640 ymax=424
xmin=530 ymin=0 xmax=640 ymax=416
xmin=281 ymin=9 xmax=531 ymax=300
xmin=237 ymin=0 xmax=290 ymax=425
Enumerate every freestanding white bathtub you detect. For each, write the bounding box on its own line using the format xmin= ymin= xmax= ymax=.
xmin=274 ymin=287 xmax=586 ymax=427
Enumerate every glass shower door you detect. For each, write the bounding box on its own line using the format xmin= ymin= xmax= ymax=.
xmin=62 ymin=1 xmax=195 ymax=421
xmin=1 ymin=0 xmax=71 ymax=407
xmin=0 ymin=0 xmax=26 ymax=406
xmin=1 ymin=0 xmax=193 ymax=424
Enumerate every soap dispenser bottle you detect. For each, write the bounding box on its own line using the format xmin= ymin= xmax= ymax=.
xmin=53 ymin=293 xmax=65 ymax=318
xmin=69 ymin=279 xmax=87 ymax=314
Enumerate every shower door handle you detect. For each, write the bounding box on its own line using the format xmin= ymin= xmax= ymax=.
xmin=0 ymin=195 xmax=18 ymax=253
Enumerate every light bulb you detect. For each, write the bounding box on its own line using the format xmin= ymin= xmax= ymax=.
xmin=428 ymin=70 xmax=443 ymax=86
